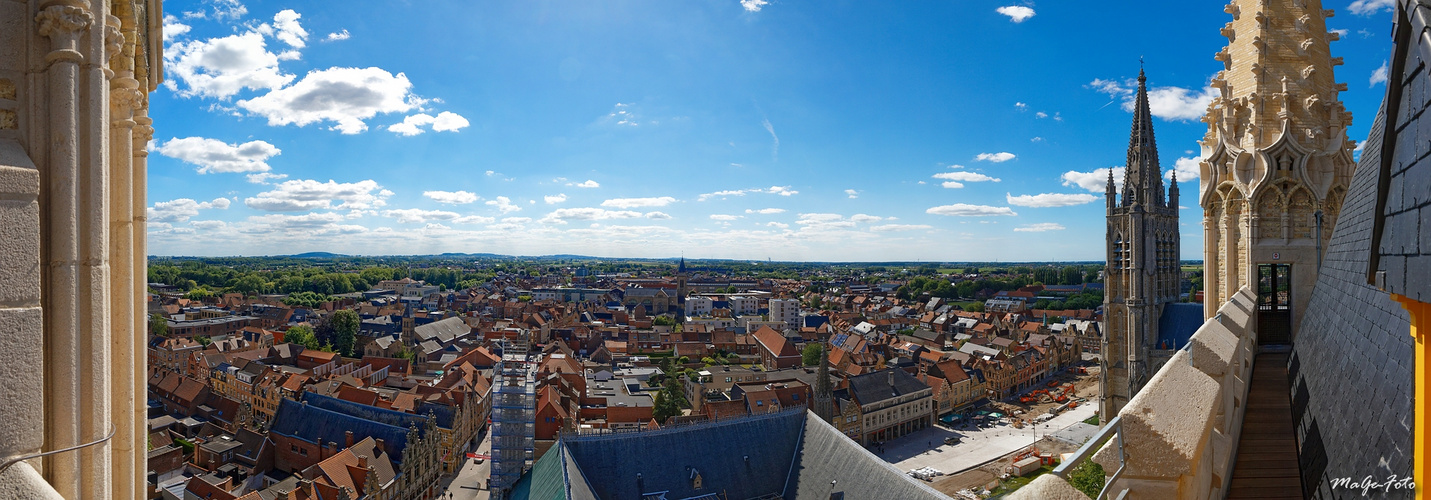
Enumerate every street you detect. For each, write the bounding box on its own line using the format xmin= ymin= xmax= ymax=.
xmin=437 ymin=430 xmax=492 ymax=500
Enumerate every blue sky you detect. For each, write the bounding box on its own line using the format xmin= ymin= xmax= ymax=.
xmin=148 ymin=0 xmax=1399 ymax=261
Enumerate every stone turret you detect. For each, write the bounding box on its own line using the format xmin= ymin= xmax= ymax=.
xmin=1199 ymin=0 xmax=1356 ymax=334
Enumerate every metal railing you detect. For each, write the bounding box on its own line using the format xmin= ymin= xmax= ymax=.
xmin=0 ymin=424 xmax=116 ymax=477
xmin=1051 ymin=415 xmax=1128 ymax=500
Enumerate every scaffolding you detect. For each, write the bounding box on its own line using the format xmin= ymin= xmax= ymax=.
xmin=488 ymin=332 xmax=535 ymax=497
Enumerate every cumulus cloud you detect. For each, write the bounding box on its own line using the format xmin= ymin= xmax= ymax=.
xmin=382 ymin=208 xmax=460 ymax=224
xmin=741 ymin=0 xmax=769 ymax=12
xmin=975 ymin=152 xmax=1016 ymax=163
xmin=244 ymin=179 xmax=391 ymax=211
xmin=710 ymin=214 xmax=741 ymax=221
xmin=387 ymin=111 xmax=469 ymax=136
xmin=933 ymin=168 xmax=1001 ymax=188
xmin=1014 ymin=223 xmax=1066 ymax=232
xmin=424 ymin=190 xmax=479 ymax=205
xmin=324 ymin=30 xmax=351 ymax=42
xmin=601 ymin=197 xmax=676 ymax=209
xmin=850 ymin=214 xmax=884 ymax=223
xmin=544 ymin=194 xmax=568 ymax=205
xmin=645 ymin=211 xmax=672 ymax=219
xmin=238 ymin=67 xmax=425 ymax=134
xmin=541 ymin=207 xmax=642 ymax=224
xmin=1015 ymin=102 xmax=1028 ymax=110
xmin=698 ymin=190 xmax=747 ymax=201
xmin=268 ymin=9 xmax=308 ymax=48
xmin=1349 ymin=0 xmax=1395 ymax=15
xmin=845 ymin=189 xmax=860 ymax=199
xmin=761 ymin=186 xmax=798 ymax=196
xmin=1035 ymin=111 xmax=1049 ymax=119
xmin=165 ymin=31 xmax=294 ymax=99
xmin=1371 ymin=60 xmax=1389 ymax=86
xmin=162 ymin=15 xmax=191 ymax=41
xmin=870 ymin=224 xmax=932 ymax=232
xmin=155 ymin=136 xmax=280 ymax=174
xmin=190 ymin=220 xmax=227 ymax=230
xmin=926 ymin=204 xmax=1018 ymax=217
xmin=246 ymin=172 xmax=288 ymax=184
xmin=745 ymin=208 xmax=786 ymax=214
xmin=453 ymin=215 xmax=496 ymax=224
xmin=486 ymin=196 xmax=521 ymax=214
xmin=148 ymin=197 xmax=232 ymax=223
xmin=1061 ymin=167 xmax=1126 ymax=193
xmin=573 ymin=180 xmax=600 ymax=188
xmin=1089 ymin=78 xmax=1217 ymax=121
xmin=1006 ymin=192 xmax=1099 ymax=207
xmin=237 ymin=212 xmax=369 ymax=236
xmin=996 ymin=5 xmax=1036 ymax=22
xmin=767 ymin=221 xmax=790 ymax=229
xmin=1167 ymin=156 xmax=1201 ymax=182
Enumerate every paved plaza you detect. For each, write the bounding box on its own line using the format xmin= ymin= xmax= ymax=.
xmin=881 ymin=402 xmax=1099 ymax=475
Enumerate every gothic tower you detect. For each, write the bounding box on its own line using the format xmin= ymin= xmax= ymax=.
xmin=676 ymin=257 xmax=688 ymax=305
xmin=813 ymin=343 xmax=834 ymax=422
xmin=1199 ymin=0 xmax=1356 ymax=336
xmin=1102 ymin=69 xmax=1182 ymax=420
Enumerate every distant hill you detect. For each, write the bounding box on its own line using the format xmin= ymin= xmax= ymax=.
xmin=287 ymin=252 xmax=347 ymax=258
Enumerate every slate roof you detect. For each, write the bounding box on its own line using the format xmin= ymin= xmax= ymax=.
xmin=512 ymin=409 xmax=945 ymax=500
xmin=413 ymin=316 xmax=470 ymax=343
xmin=846 ymin=368 xmax=930 ymax=406
xmin=268 ymin=398 xmax=418 ymax=462
xmin=1155 ymin=303 xmax=1202 ymax=350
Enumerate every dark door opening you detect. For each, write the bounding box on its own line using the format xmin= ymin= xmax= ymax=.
xmin=1257 ymin=263 xmax=1293 ymax=345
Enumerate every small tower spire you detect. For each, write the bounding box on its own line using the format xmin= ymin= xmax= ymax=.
xmin=1106 ymin=168 xmax=1117 ymax=208
xmin=1126 ymin=66 xmax=1163 ymax=208
xmin=813 ymin=343 xmax=834 ymax=422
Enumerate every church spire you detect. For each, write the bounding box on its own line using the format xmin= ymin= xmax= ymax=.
xmin=1125 ymin=68 xmax=1164 ymax=208
xmin=813 ymin=343 xmax=834 ymax=422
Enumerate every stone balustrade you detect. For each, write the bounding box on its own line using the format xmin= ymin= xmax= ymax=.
xmin=1006 ymin=287 xmax=1259 ymax=500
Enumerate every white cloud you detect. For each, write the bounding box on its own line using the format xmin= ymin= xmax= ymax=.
xmin=1031 ymin=136 xmax=1044 ymax=142
xmin=424 ymin=191 xmax=479 ymax=204
xmin=246 ymin=172 xmax=288 ymax=184
xmin=386 ymin=112 xmax=468 ymax=136
xmin=926 ymin=204 xmax=1018 ymax=217
xmin=209 ymin=0 xmax=247 ymax=20
xmin=849 ymin=214 xmax=882 ymax=223
xmin=148 ymin=197 xmax=231 ymax=223
xmin=486 ymin=196 xmax=521 ymax=214
xmin=741 ymin=0 xmax=769 ymax=12
xmin=1349 ymin=0 xmax=1395 ymax=15
xmin=162 ymin=15 xmax=191 ymax=41
xmin=541 ymin=208 xmax=642 ymax=224
xmin=382 ymin=208 xmax=460 ymax=224
xmin=244 ymin=179 xmax=391 ymax=211
xmin=845 ymin=189 xmax=860 ymax=199
xmin=1035 ymin=111 xmax=1049 ymax=119
xmin=605 ymin=103 xmax=641 ymax=127
xmin=710 ymin=214 xmax=741 ymax=221
xmin=760 ymin=185 xmax=798 ymax=196
xmin=453 ymin=215 xmax=496 ymax=224
xmin=975 ymin=152 xmax=1016 ymax=163
xmin=324 ymin=30 xmax=351 ymax=42
xmin=1006 ymin=192 xmax=1099 ymax=207
xmin=762 ymin=118 xmax=780 ymax=160
xmin=501 ymin=217 xmax=531 ymax=224
xmin=1371 ymin=60 xmax=1389 ymax=86
xmin=1061 ymin=167 xmax=1126 ymax=193
xmin=1015 ymin=102 xmax=1028 ymax=110
xmin=601 ymin=197 xmax=676 ymax=209
xmin=155 ymin=136 xmax=279 ymax=174
xmin=1138 ymin=86 xmax=1218 ymax=121
xmin=238 ymin=67 xmax=425 ymax=134
xmin=797 ymin=213 xmax=845 ymax=223
xmin=236 ymin=212 xmax=369 ymax=236
xmin=745 ymin=208 xmax=786 ymax=214
xmin=941 ymin=181 xmax=966 ymax=189
xmin=645 ymin=211 xmax=672 ymax=219
xmin=574 ymin=180 xmax=600 ymax=188
xmin=190 ymin=220 xmax=227 ymax=230
xmin=544 ymin=194 xmax=568 ymax=205
xmin=165 ymin=31 xmax=293 ymax=99
xmin=996 ymin=5 xmax=1036 ymax=22
xmin=270 ymin=9 xmax=308 ymax=48
xmin=1330 ymin=28 xmax=1348 ymax=38
xmin=933 ymin=169 xmax=1001 ymax=188
xmin=698 ymin=190 xmax=747 ymax=201
xmin=1014 ymin=223 xmax=1066 ymax=232
xmin=1167 ymin=156 xmax=1201 ymax=182
xmin=1087 ymin=78 xmax=1132 ymax=98
xmin=767 ymin=221 xmax=790 ymax=229
xmin=869 ymin=224 xmax=932 ymax=232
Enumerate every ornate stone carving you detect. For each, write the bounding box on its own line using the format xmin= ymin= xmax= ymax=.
xmin=36 ymin=5 xmax=92 ymax=38
xmin=105 ymin=21 xmax=123 ymax=64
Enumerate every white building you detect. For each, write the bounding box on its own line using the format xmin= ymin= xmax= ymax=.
xmin=685 ymin=296 xmax=714 ymax=317
xmin=769 ymin=298 xmax=802 ymax=332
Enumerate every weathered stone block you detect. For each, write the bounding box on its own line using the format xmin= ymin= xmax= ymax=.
xmin=0 ymin=199 xmax=39 ymax=304
xmin=1115 ymin=351 xmax=1220 ymax=479
xmin=1189 ymin=321 xmax=1237 ymax=377
xmin=0 ymin=462 xmax=64 ymax=500
xmin=0 ymin=2 xmax=24 ymax=73
xmin=0 ymin=306 xmax=44 ymax=457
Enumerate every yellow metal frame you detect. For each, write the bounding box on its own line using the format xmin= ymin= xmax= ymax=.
xmin=1392 ymin=294 xmax=1429 ymax=500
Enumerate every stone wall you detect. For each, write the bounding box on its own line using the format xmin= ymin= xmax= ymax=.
xmin=0 ymin=1 xmax=159 ymax=498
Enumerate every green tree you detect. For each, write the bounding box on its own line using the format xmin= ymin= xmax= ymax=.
xmin=149 ymin=314 xmax=169 ymax=337
xmin=652 ymin=376 xmax=688 ymax=423
xmin=331 ymin=309 xmax=360 ymax=357
xmin=232 ymin=274 xmax=267 ymax=296
xmin=1067 ymin=461 xmax=1106 ymax=498
xmin=284 ymin=325 xmax=323 ymax=350
xmin=963 ymin=302 xmax=985 ymax=312
xmin=802 ymin=343 xmax=823 ymax=367
xmin=193 ymin=336 xmax=212 ymax=346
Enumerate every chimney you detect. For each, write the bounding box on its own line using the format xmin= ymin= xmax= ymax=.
xmin=888 ymin=370 xmax=894 ymax=387
xmin=357 ymin=454 xmax=368 ymax=469
xmin=374 ymin=438 xmax=385 ymax=453
xmin=345 ymin=431 xmax=354 ymax=448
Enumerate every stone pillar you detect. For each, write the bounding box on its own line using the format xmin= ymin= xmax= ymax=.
xmin=1204 ymin=214 xmax=1219 ymax=319
xmin=36 ymin=2 xmax=113 ymax=497
xmin=107 ymin=59 xmax=141 ymax=500
xmin=0 ymin=140 xmax=46 ymax=489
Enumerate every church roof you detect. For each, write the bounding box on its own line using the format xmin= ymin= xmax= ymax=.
xmin=1156 ymin=303 xmax=1203 ymax=350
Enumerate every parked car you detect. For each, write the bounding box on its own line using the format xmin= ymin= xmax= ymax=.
xmin=943 ymin=437 xmax=961 ymax=445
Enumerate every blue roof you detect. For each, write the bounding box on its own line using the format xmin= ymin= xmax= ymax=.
xmin=1157 ymin=302 xmax=1204 ymax=350
xmin=804 ymin=315 xmax=829 ymax=328
xmin=269 ymin=398 xmax=415 ymax=462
